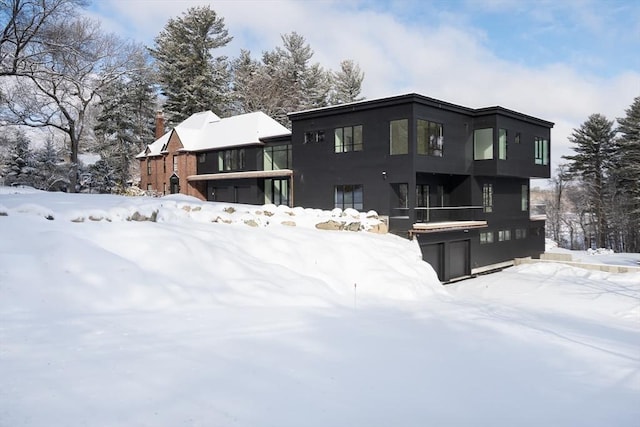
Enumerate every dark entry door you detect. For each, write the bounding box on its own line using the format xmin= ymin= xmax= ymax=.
xmin=421 ymin=243 xmax=444 ymax=281
xmin=169 ymin=174 xmax=179 ymax=194
xmin=449 ymin=240 xmax=470 ymax=279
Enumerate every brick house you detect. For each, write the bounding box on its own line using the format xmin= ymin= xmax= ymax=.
xmin=137 ymin=110 xmax=291 ymax=200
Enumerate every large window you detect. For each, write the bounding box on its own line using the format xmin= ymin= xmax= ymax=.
xmin=265 ymin=178 xmax=289 ymax=206
xmin=534 ymin=137 xmax=549 ymax=165
xmin=218 ymin=148 xmax=246 ymax=172
xmin=498 ymin=128 xmax=507 ymax=160
xmin=335 ymin=125 xmax=363 ymax=153
xmin=474 ymin=128 xmax=494 ymax=160
xmin=521 ymin=184 xmax=529 ymax=211
xmin=483 ymin=183 xmax=493 ymax=213
xmin=335 ymin=184 xmax=363 ymax=210
xmin=417 ymin=119 xmax=443 ymax=156
xmin=264 ymin=144 xmax=291 ymax=170
xmin=416 ymin=184 xmax=429 ymax=222
xmin=390 ymin=119 xmax=408 ymax=155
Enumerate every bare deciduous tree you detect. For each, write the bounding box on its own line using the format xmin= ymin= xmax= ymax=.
xmin=1 ymin=16 xmax=146 ymax=191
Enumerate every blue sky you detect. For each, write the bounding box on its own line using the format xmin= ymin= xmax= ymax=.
xmin=87 ymin=0 xmax=640 ymax=175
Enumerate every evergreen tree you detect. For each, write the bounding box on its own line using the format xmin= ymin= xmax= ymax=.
xmin=94 ymin=61 xmax=157 ymax=190
xmin=614 ymin=96 xmax=640 ymax=252
xmin=330 ymin=60 xmax=365 ymax=105
xmin=33 ymin=138 xmax=67 ymax=191
xmin=149 ymin=5 xmax=232 ymax=124
xmin=2 ymin=129 xmax=35 ymax=186
xmin=563 ymin=114 xmax=616 ymax=249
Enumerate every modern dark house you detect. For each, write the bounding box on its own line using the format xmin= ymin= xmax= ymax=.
xmin=288 ymin=94 xmax=553 ymax=281
xmin=139 ymin=93 xmax=553 ymax=282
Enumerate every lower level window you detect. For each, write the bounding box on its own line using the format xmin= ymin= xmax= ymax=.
xmin=515 ymin=228 xmax=527 ymax=239
xmin=480 ymin=231 xmax=494 ymax=244
xmin=335 ymin=184 xmax=363 ymax=210
xmin=498 ymin=229 xmax=511 ymax=241
xmin=265 ymin=178 xmax=289 ymax=206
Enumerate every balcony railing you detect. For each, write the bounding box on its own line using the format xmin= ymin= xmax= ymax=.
xmin=392 ymin=206 xmax=485 ymax=223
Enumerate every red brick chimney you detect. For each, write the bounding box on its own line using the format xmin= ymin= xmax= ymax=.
xmin=155 ymin=111 xmax=165 ymax=139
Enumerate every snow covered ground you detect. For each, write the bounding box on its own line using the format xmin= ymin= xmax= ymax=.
xmin=1 ymin=187 xmax=638 ymax=426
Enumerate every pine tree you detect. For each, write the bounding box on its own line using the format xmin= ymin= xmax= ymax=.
xmin=33 ymin=138 xmax=67 ymax=191
xmin=330 ymin=60 xmax=365 ymax=105
xmin=563 ymin=114 xmax=616 ymax=249
xmin=94 ymin=64 xmax=157 ymax=190
xmin=149 ymin=5 xmax=232 ymax=124
xmin=614 ymin=96 xmax=640 ymax=252
xmin=2 ymin=130 xmax=36 ymax=186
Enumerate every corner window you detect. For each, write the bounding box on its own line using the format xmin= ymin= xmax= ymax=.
xmin=335 ymin=125 xmax=363 ymax=153
xmin=521 ymin=184 xmax=529 ymax=211
xmin=390 ymin=119 xmax=408 ymax=155
xmin=335 ymin=184 xmax=363 ymax=211
xmin=483 ymin=183 xmax=493 ymax=213
xmin=480 ymin=231 xmax=494 ymax=244
xmin=417 ymin=119 xmax=443 ymax=156
xmin=498 ymin=128 xmax=507 ymax=160
xmin=534 ymin=137 xmax=549 ymax=165
xmin=474 ymin=128 xmax=494 ymax=160
xmin=264 ymin=144 xmax=292 ymax=171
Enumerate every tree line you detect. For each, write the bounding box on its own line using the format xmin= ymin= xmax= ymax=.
xmin=542 ymin=96 xmax=640 ymax=253
xmin=0 ymin=1 xmax=364 ymax=192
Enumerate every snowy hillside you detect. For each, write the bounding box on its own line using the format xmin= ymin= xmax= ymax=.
xmin=1 ymin=188 xmax=638 ymax=426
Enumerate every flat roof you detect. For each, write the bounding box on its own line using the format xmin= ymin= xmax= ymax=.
xmin=187 ymin=169 xmax=293 ymax=182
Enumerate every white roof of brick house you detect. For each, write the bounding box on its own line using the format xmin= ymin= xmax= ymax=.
xmin=136 ymin=111 xmax=290 ymax=158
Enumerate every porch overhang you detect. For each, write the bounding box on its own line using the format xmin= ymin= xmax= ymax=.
xmin=187 ymin=169 xmax=293 ymax=182
xmin=409 ymin=220 xmax=488 ymax=236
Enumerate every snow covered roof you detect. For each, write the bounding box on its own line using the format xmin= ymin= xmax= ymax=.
xmin=136 ymin=111 xmax=290 ymax=158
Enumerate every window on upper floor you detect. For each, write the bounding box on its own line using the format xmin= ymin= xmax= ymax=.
xmin=335 ymin=125 xmax=363 ymax=153
xmin=498 ymin=128 xmax=507 ymax=160
xmin=417 ymin=119 xmax=443 ymax=156
xmin=335 ymin=184 xmax=363 ymax=211
xmin=264 ymin=144 xmax=292 ymax=171
xmin=521 ymin=184 xmax=529 ymax=211
xmin=304 ymin=130 xmax=325 ymax=144
xmin=146 ymin=159 xmax=151 ymax=175
xmin=390 ymin=119 xmax=408 ymax=155
xmin=474 ymin=128 xmax=494 ymax=160
xmin=534 ymin=137 xmax=549 ymax=165
xmin=218 ymin=148 xmax=246 ymax=172
xmin=483 ymin=183 xmax=493 ymax=213
xmin=198 ymin=153 xmax=206 ymax=163
xmin=515 ymin=132 xmax=521 ymax=144
xmin=172 ymin=155 xmax=178 ymax=172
